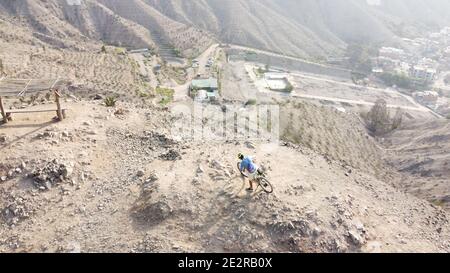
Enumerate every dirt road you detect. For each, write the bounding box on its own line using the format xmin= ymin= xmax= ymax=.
xmin=229 ymin=44 xmax=351 ymax=72
xmin=172 ymin=44 xmax=219 ymax=101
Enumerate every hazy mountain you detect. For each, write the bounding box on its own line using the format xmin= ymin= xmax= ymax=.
xmin=143 ymin=0 xmax=450 ymax=57
xmin=1 ymin=0 xmax=450 ymax=57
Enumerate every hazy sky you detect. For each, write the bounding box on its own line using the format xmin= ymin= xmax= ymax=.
xmin=366 ymin=0 xmax=381 ymax=6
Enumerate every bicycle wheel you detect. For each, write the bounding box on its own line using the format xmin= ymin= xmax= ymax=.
xmin=237 ymin=162 xmax=248 ymax=177
xmin=258 ymin=177 xmax=273 ymax=193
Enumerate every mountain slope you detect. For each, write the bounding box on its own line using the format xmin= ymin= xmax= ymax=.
xmin=144 ymin=0 xmax=450 ymax=57
xmin=0 ymin=0 xmax=213 ymax=57
xmin=384 ymin=120 xmax=450 ymax=209
xmin=1 ymin=101 xmax=449 ymax=253
xmin=1 ymin=0 xmax=449 ymax=58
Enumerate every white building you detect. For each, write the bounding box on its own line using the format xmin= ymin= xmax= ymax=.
xmin=413 ymin=91 xmax=439 ymax=105
xmin=410 ymin=66 xmax=436 ymax=82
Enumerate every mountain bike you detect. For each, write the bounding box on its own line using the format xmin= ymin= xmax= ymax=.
xmin=237 ymin=162 xmax=273 ymax=194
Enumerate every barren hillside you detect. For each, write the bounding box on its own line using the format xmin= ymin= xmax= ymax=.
xmin=280 ymin=101 xmax=385 ymax=176
xmin=383 ymin=120 xmax=450 ymax=209
xmin=1 ymin=0 xmax=449 ymax=59
xmin=1 ymin=0 xmax=450 ymax=255
xmin=1 ymin=100 xmax=449 ymax=253
xmin=0 ymin=0 xmax=213 ymax=57
xmin=144 ymin=0 xmax=450 ymax=57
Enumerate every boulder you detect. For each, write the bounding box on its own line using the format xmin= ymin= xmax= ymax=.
xmin=348 ymin=230 xmax=366 ymax=246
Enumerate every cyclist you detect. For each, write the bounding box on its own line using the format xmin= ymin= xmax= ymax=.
xmin=238 ymin=153 xmax=259 ymax=192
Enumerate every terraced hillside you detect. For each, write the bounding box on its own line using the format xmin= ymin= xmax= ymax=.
xmin=2 ymin=0 xmax=449 ymax=59
xmin=0 ymin=19 xmax=143 ymax=99
xmin=0 ymin=0 xmax=213 ymax=57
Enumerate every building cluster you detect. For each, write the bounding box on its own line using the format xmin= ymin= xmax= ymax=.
xmin=374 ymin=46 xmax=438 ymax=84
xmin=412 ymin=90 xmax=439 ymax=107
xmin=372 ymin=26 xmax=450 ymax=84
xmin=189 ymin=77 xmax=219 ymax=102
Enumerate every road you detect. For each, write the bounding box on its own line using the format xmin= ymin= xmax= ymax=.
xmin=229 ymin=44 xmax=444 ymax=118
xmin=172 ymin=43 xmax=219 ymax=101
xmin=228 ymin=44 xmax=352 ymax=72
xmin=197 ymin=43 xmax=219 ymax=76
xmin=243 ymin=62 xmax=441 ymax=115
xmin=290 ymin=72 xmax=438 ymax=115
xmin=290 ymin=93 xmax=431 ymax=112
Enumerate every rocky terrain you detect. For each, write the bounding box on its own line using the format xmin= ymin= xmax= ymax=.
xmin=382 ymin=119 xmax=450 ymax=209
xmin=1 ymin=0 xmax=450 ymax=254
xmin=0 ymin=96 xmax=450 ymax=253
xmin=280 ymin=101 xmax=385 ymax=176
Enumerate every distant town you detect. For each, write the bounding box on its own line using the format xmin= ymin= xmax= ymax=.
xmin=371 ymin=26 xmax=450 ymax=114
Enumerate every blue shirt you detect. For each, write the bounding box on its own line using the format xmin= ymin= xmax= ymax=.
xmin=240 ymin=156 xmax=257 ymax=174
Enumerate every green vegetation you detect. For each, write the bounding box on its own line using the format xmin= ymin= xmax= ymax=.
xmin=159 ymin=97 xmax=172 ymax=105
xmin=379 ymin=72 xmax=414 ymax=89
xmin=101 ymin=45 xmax=107 ymax=54
xmin=363 ymin=99 xmax=404 ymax=135
xmin=173 ymin=48 xmax=182 ymax=58
xmin=244 ymin=51 xmax=258 ymax=61
xmin=345 ymin=43 xmax=375 ymax=77
xmin=104 ymin=96 xmax=117 ymax=107
xmin=189 ymin=87 xmax=199 ymax=99
xmin=284 ymin=81 xmax=294 ymax=93
xmin=254 ymin=65 xmax=269 ymax=78
xmin=137 ymin=90 xmax=150 ymax=98
xmin=391 ymin=108 xmax=404 ymax=130
xmin=156 ymin=87 xmax=175 ymax=105
xmin=162 ymin=66 xmax=187 ymax=85
xmin=115 ymin=47 xmax=127 ymax=55
xmin=245 ymin=99 xmax=257 ymax=106
xmin=379 ymin=72 xmax=432 ymax=90
xmin=432 ymin=199 xmax=445 ymax=207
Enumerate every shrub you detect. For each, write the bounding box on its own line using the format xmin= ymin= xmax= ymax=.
xmin=245 ymin=99 xmax=257 ymax=106
xmin=156 ymin=87 xmax=175 ymax=105
xmin=104 ymin=96 xmax=117 ymax=107
xmin=365 ymin=99 xmax=390 ymax=135
xmin=391 ymin=108 xmax=404 ymax=130
xmin=284 ymin=82 xmax=294 ymax=92
xmin=364 ymin=100 xmax=404 ymax=135
xmin=379 ymin=72 xmax=413 ymax=89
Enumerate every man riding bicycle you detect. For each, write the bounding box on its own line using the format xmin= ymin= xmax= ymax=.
xmin=238 ymin=153 xmax=259 ymax=192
